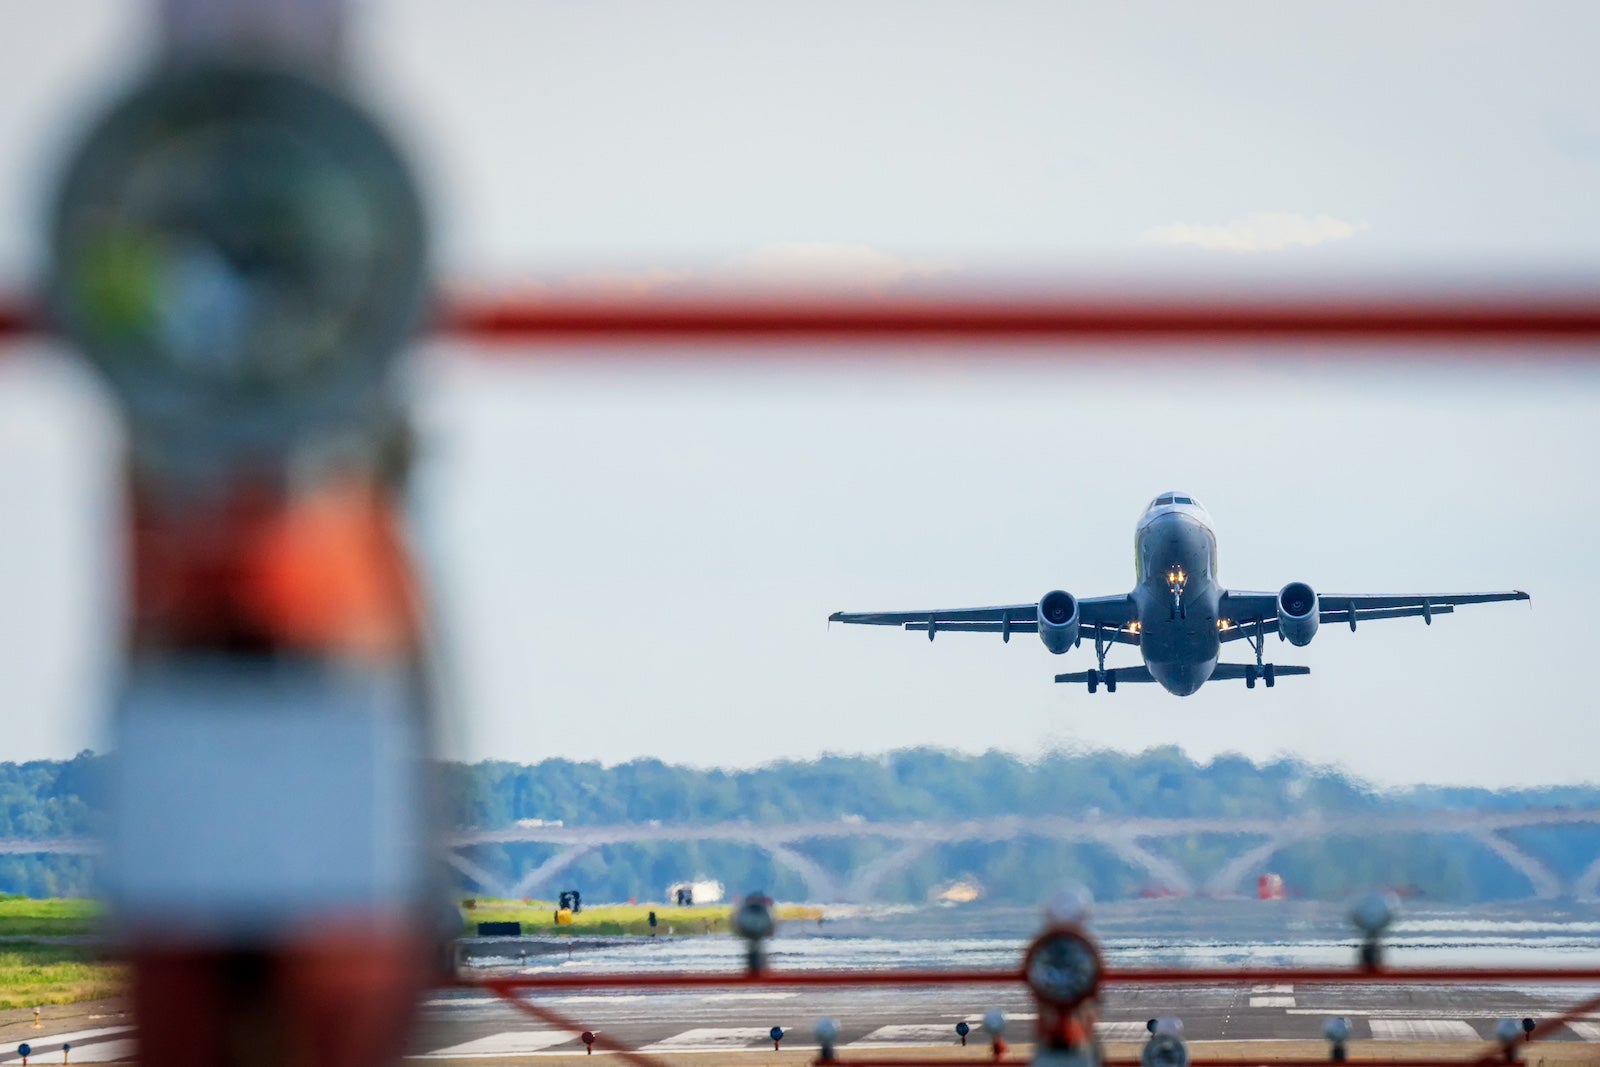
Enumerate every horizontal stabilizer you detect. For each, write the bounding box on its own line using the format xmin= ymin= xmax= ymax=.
xmin=1054 ymin=666 xmax=1156 ymax=684
xmin=1211 ymin=663 xmax=1310 ymax=681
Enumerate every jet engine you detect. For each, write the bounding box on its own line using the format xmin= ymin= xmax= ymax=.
xmin=1038 ymin=590 xmax=1080 ymax=654
xmin=1277 ymin=582 xmax=1320 ymax=646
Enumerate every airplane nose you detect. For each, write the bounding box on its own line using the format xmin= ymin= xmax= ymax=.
xmin=1167 ymin=666 xmax=1205 ymax=696
xmin=1144 ymin=511 xmax=1194 ymax=550
xmin=1149 ymin=510 xmax=1197 ymax=531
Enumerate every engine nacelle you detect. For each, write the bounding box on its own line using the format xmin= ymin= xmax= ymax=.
xmin=1277 ymin=582 xmax=1320 ymax=647
xmin=1037 ymin=590 xmax=1080 ymax=655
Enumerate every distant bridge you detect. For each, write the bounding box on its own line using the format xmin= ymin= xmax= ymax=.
xmin=443 ymin=808 xmax=1600 ymax=902
xmin=9 ymin=808 xmax=1599 ymax=903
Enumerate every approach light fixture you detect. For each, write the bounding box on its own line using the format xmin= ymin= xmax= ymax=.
xmin=48 ymin=63 xmax=428 ymax=477
xmin=1022 ymin=926 xmax=1102 ymax=1010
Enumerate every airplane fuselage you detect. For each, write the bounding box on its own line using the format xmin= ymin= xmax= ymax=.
xmin=1131 ymin=497 xmax=1222 ymax=695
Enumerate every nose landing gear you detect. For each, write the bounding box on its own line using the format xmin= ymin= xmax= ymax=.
xmin=1165 ymin=567 xmax=1188 ymax=620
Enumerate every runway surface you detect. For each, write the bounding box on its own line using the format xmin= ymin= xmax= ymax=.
xmin=406 ymin=981 xmax=1600 ymax=1059
xmin=4 ymin=982 xmax=1596 ymax=1063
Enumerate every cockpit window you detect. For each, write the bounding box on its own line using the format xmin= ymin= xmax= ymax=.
xmin=1155 ymin=494 xmax=1174 ymax=506
xmin=1174 ymin=495 xmax=1194 ymax=505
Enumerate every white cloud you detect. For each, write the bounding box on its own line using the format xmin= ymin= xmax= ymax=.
xmin=719 ymin=242 xmax=956 ymax=289
xmin=1143 ymin=212 xmax=1361 ymax=253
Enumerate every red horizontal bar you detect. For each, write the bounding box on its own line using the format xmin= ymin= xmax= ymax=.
xmin=1104 ymin=965 xmax=1600 ymax=984
xmin=472 ymin=964 xmax=1600 ymax=992
xmin=1102 ymin=1060 xmax=1488 ymax=1067
xmin=439 ymin=294 xmax=1600 ymax=345
xmin=7 ymin=292 xmax=1600 ymax=345
xmin=820 ymin=1060 xmax=1021 ymax=1067
xmin=828 ymin=1060 xmax=1485 ymax=1067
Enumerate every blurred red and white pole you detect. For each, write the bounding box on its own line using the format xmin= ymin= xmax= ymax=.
xmin=115 ymin=468 xmax=438 ymax=1067
xmin=45 ymin=3 xmax=443 ymax=1065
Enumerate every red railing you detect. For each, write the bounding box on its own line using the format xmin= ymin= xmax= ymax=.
xmin=438 ymin=293 xmax=1600 ymax=347
xmin=460 ymin=949 xmax=1600 ymax=1067
xmin=4 ymin=290 xmax=1600 ymax=347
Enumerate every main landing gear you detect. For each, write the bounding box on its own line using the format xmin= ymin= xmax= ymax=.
xmin=1241 ymin=618 xmax=1276 ymax=689
xmin=1243 ymin=663 xmax=1276 ymax=689
xmin=1086 ymin=669 xmax=1117 ymax=694
xmin=1085 ymin=625 xmax=1118 ymax=693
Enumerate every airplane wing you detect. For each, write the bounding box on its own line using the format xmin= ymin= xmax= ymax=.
xmin=1217 ymin=588 xmax=1527 ymax=641
xmin=830 ymin=594 xmax=1138 ymax=643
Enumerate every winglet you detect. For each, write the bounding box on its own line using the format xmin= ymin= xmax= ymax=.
xmin=1516 ymin=589 xmax=1531 ymax=606
xmin=828 ymin=611 xmax=842 ymax=623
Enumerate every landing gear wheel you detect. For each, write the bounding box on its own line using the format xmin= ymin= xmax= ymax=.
xmin=1087 ymin=674 xmax=1098 ymax=694
xmin=1263 ymin=663 xmax=1276 ymax=688
xmin=1105 ymin=669 xmax=1117 ymax=694
xmin=1245 ymin=664 xmax=1257 ymax=689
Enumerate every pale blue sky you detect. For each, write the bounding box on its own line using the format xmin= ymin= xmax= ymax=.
xmin=0 ymin=3 xmax=1598 ymax=786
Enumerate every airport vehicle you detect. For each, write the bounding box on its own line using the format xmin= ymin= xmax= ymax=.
xmin=829 ymin=492 xmax=1528 ymax=695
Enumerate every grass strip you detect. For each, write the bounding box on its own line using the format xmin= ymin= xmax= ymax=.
xmin=0 ymin=896 xmax=101 ymax=938
xmin=461 ymin=900 xmax=824 ymax=937
xmin=0 ymin=942 xmax=122 ymax=1009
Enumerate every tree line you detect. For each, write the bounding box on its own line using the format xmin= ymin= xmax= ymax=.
xmin=2 ymin=747 xmax=1596 ymax=902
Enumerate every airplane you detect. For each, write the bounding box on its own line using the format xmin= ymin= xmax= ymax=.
xmin=828 ymin=491 xmax=1528 ymax=696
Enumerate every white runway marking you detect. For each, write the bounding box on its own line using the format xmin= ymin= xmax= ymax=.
xmin=700 ymin=992 xmax=800 ymax=1002
xmin=1568 ymin=1021 xmax=1600 ymax=1041
xmin=1096 ymin=1022 xmax=1154 ymax=1041
xmin=965 ymin=1012 xmax=1038 ymax=1023
xmin=3 ymin=1026 xmax=133 ymax=1050
xmin=856 ymin=1024 xmax=965 ymax=1046
xmin=543 ymin=995 xmax=650 ymax=1005
xmin=48 ymin=1038 xmax=135 ymax=1064
xmin=642 ymin=1027 xmax=777 ymax=1052
xmin=1252 ymin=984 xmax=1294 ymax=994
xmin=419 ymin=1030 xmax=581 ymax=1058
xmin=6 ymin=1039 xmax=136 ymax=1065
xmin=1250 ymin=996 xmax=1297 ymax=1007
xmin=1369 ymin=1020 xmax=1479 ymax=1041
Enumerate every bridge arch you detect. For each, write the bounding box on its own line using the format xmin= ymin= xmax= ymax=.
xmin=8 ymin=806 xmax=1597 ymax=903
